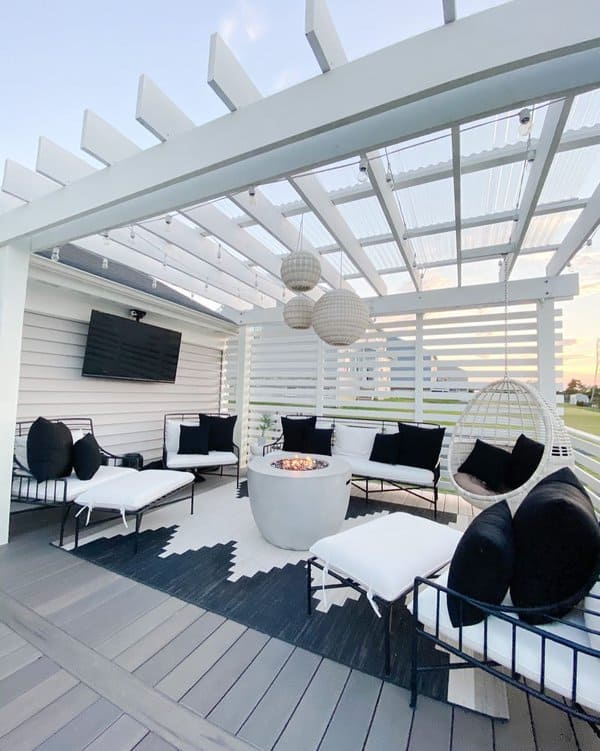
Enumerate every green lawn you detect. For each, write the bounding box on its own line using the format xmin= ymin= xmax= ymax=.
xmin=563 ymin=404 xmax=600 ymax=437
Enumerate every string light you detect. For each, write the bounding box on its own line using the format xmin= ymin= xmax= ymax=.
xmin=129 ymin=226 xmax=136 ymax=241
xmin=357 ymin=155 xmax=369 ymax=183
xmin=101 ymin=258 xmax=108 ymax=270
xmin=152 ymin=278 xmax=158 ymax=290
xmin=102 ymin=231 xmax=110 ymax=246
xmin=165 ymin=214 xmax=172 ymax=231
xmin=248 ymin=185 xmax=256 ymax=204
xmin=51 ymin=247 xmax=60 ymax=262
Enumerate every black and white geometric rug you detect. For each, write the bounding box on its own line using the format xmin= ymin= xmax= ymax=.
xmin=65 ymin=478 xmax=488 ymax=708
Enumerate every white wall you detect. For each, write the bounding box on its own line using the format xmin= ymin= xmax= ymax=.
xmin=16 ymin=266 xmax=236 ymax=463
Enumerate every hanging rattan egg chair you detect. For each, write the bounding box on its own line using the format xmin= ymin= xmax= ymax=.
xmin=447 ymin=258 xmax=574 ymax=510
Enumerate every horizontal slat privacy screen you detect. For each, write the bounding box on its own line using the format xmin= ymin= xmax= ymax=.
xmin=229 ymin=304 xmax=563 ymax=488
xmin=17 ymin=311 xmax=223 ymax=462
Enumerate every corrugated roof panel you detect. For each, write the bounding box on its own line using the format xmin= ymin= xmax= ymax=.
xmin=327 ymin=250 xmax=358 ymax=275
xmin=245 ymin=225 xmax=288 ymax=255
xmin=411 ymin=232 xmax=457 ymax=264
xmin=336 ymin=196 xmax=390 ymax=239
xmin=462 ymin=162 xmax=526 ymax=218
xmin=396 ymin=178 xmax=455 ymax=228
xmin=462 ymin=221 xmax=513 ymax=249
xmin=289 ymin=212 xmax=336 ymax=247
xmin=461 ymin=104 xmax=547 ymax=157
xmin=461 ymin=258 xmax=503 ymax=286
xmin=212 ymin=197 xmax=245 ymax=220
xmin=565 ymin=90 xmax=600 ymax=130
xmin=422 ymin=266 xmax=458 ymax=290
xmin=380 ymin=271 xmax=415 ymax=295
xmin=523 ymin=209 xmax=582 ymax=247
xmin=346 ymin=277 xmax=377 ymax=298
xmin=540 ymin=145 xmax=600 ymax=203
xmin=510 ymin=251 xmax=556 ymax=280
xmin=311 ymin=158 xmax=359 ymax=192
xmin=386 ymin=131 xmax=452 ymax=173
xmin=364 ymin=242 xmax=404 ymax=271
xmin=260 ymin=181 xmax=302 ymax=205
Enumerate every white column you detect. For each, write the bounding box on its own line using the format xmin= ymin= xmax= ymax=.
xmin=537 ymin=299 xmax=556 ymax=406
xmin=315 ymin=337 xmax=325 ymax=415
xmin=235 ymin=326 xmax=251 ymax=466
xmin=414 ymin=313 xmax=424 ymax=421
xmin=0 ymin=243 xmax=30 ymax=545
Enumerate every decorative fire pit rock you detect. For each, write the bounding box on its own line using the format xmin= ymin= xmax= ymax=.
xmin=271 ymin=456 xmax=329 ymax=472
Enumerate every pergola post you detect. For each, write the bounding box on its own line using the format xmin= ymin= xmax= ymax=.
xmin=235 ymin=326 xmax=251 ymax=466
xmin=414 ymin=314 xmax=425 ymax=422
xmin=316 ymin=339 xmax=325 ymax=416
xmin=536 ymin=299 xmax=557 ymax=407
xmin=0 ymin=244 xmax=30 ymax=545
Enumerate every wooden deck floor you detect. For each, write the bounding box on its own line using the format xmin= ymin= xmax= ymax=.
xmin=1 ymin=488 xmax=598 ymax=751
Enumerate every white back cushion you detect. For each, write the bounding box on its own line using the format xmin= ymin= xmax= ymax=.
xmin=165 ymin=420 xmax=198 ymax=454
xmin=333 ymin=424 xmax=378 ymax=458
xmin=13 ymin=436 xmax=29 ymax=471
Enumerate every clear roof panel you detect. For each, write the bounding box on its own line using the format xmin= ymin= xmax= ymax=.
xmin=346 ymin=277 xmax=377 ymax=298
xmin=259 ymin=181 xmax=302 ymax=206
xmin=461 ymin=258 xmax=503 ymax=286
xmin=211 ymin=197 xmax=244 ymax=219
xmin=327 ymin=250 xmax=358 ymax=276
xmin=396 ymin=178 xmax=455 ymax=228
xmin=461 ymin=104 xmax=547 ymax=157
xmin=462 ymin=220 xmax=513 ymax=249
xmin=311 ymin=158 xmax=360 ymax=192
xmin=386 ymin=131 xmax=452 ymax=175
xmin=422 ymin=266 xmax=458 ymax=290
xmin=289 ymin=212 xmax=336 ymax=248
xmin=336 ymin=196 xmax=390 ymax=239
xmin=457 ymin=1 xmax=511 ymax=18
xmin=411 ymin=231 xmax=457 ymax=265
xmin=523 ymin=209 xmax=582 ymax=247
xmin=510 ymin=250 xmax=556 ymax=281
xmin=380 ymin=271 xmax=415 ymax=295
xmin=245 ymin=225 xmax=289 ymax=255
xmin=565 ymin=90 xmax=600 ymax=130
xmin=461 ymin=163 xmax=525 ymax=218
xmin=539 ymin=145 xmax=600 ymax=203
xmin=364 ymin=241 xmax=404 ymax=271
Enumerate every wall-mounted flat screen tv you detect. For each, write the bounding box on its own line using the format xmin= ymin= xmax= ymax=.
xmin=82 ymin=310 xmax=182 ymax=383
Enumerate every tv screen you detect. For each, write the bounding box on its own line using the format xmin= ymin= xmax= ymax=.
xmin=82 ymin=310 xmax=182 ymax=383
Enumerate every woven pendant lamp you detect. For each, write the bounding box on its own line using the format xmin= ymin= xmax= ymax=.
xmin=283 ymin=295 xmax=314 ymax=330
xmin=312 ymin=288 xmax=369 ymax=346
xmin=280 ymin=214 xmax=321 ymax=292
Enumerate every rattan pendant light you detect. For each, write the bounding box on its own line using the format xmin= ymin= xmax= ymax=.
xmin=281 ymin=214 xmax=321 ymax=292
xmin=312 ymin=288 xmax=369 ymax=346
xmin=283 ymin=295 xmax=314 ymax=330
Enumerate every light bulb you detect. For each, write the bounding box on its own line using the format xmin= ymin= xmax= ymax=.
xmin=101 ymin=258 xmax=108 ymax=270
xmin=102 ymin=231 xmax=110 ymax=246
xmin=152 ymin=278 xmax=157 ymax=290
xmin=51 ymin=247 xmax=60 ymax=262
xmin=248 ymin=185 xmax=256 ymax=204
xmin=357 ymin=156 xmax=369 ymax=183
xmin=129 ymin=226 xmax=135 ymax=241
xmin=518 ymin=108 xmax=533 ymax=137
xmin=165 ymin=214 xmax=172 ymax=231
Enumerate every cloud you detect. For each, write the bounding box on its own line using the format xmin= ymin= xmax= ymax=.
xmin=218 ymin=1 xmax=267 ymax=47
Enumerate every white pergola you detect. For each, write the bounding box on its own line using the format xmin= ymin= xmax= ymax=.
xmin=1 ymin=0 xmax=600 ymax=543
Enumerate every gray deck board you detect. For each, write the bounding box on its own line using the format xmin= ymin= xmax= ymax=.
xmin=571 ymin=715 xmax=600 ymax=750
xmin=493 ymin=685 xmax=536 ymax=751
xmin=0 ymin=656 xmax=59 ymax=706
xmin=363 ymin=681 xmax=413 ymax=751
xmin=318 ymin=670 xmax=381 ymax=751
xmin=65 ymin=582 xmax=169 ymax=646
xmin=0 ymin=643 xmax=41 ymax=680
xmin=407 ymin=694 xmax=452 ymax=751
xmin=0 ymin=629 xmax=27 ymax=657
xmin=451 ymin=707 xmax=493 ymax=751
xmin=272 ymin=658 xmax=350 ymax=751
xmin=50 ymin=577 xmax=136 ymax=628
xmin=182 ymin=628 xmax=270 ymax=717
xmin=82 ymin=714 xmax=148 ymax=751
xmin=0 ymin=683 xmax=98 ymax=751
xmin=0 ymin=671 xmax=79 ymax=737
xmin=133 ymin=732 xmax=177 ymax=751
xmin=135 ymin=611 xmax=225 ymax=687
xmin=207 ymin=638 xmax=295 ymax=735
xmin=34 ymin=697 xmax=121 ymax=751
xmin=156 ymin=619 xmax=246 ymax=701
xmin=527 ymin=695 xmax=579 ymax=750
xmin=97 ymin=598 xmax=187 ymax=660
xmin=238 ymin=647 xmax=321 ymax=750
xmin=116 ymin=604 xmax=204 ymax=672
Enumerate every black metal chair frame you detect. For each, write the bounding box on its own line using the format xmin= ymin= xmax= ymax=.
xmin=73 ymin=479 xmax=195 ymax=554
xmin=163 ymin=412 xmax=240 ymax=488
xmin=410 ymin=575 xmax=600 ymax=733
xmin=11 ymin=417 xmax=127 ymax=546
xmin=263 ymin=414 xmax=441 ymax=518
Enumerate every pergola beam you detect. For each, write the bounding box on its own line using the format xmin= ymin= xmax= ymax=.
xmin=506 ymin=97 xmax=573 ymax=275
xmin=442 ymin=0 xmax=456 ymax=25
xmin=546 ymin=181 xmax=600 ymax=275
xmin=1 ymin=0 xmax=598 ymax=249
xmin=451 ymin=126 xmax=462 ymax=285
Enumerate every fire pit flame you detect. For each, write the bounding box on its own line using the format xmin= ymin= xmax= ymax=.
xmin=271 ymin=455 xmax=329 ymax=471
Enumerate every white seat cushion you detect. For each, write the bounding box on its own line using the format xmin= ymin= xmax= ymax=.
xmin=75 ymin=469 xmax=194 ymax=512
xmin=343 ymin=455 xmax=435 ymax=486
xmin=310 ymin=512 xmax=462 ymax=602
xmin=332 ymin=425 xmax=378 ymax=458
xmin=411 ymin=570 xmax=600 ymax=712
xmin=166 ymin=451 xmax=237 ymax=469
xmin=11 ymin=465 xmax=136 ymax=502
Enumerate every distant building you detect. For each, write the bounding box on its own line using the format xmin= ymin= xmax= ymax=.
xmin=569 ymin=393 xmax=590 ymax=405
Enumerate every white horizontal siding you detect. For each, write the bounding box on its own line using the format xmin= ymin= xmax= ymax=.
xmin=17 ymin=311 xmax=223 ymax=463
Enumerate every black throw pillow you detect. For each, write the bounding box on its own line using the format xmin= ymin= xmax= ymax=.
xmin=305 ymin=427 xmax=333 ymax=456
xmin=396 ymin=423 xmax=445 ymax=471
xmin=511 ymin=470 xmax=600 ymax=624
xmin=458 ymin=439 xmax=512 ymax=493
xmin=200 ymin=414 xmax=237 ymax=452
xmin=27 ymin=417 xmax=73 ymax=482
xmin=506 ymin=434 xmax=544 ymax=490
xmin=178 ymin=424 xmax=210 ymax=455
xmin=72 ymin=433 xmax=102 ymax=480
xmin=447 ymin=500 xmax=515 ymax=627
xmin=281 ymin=416 xmax=317 ymax=452
xmin=370 ymin=433 xmax=399 ymax=465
